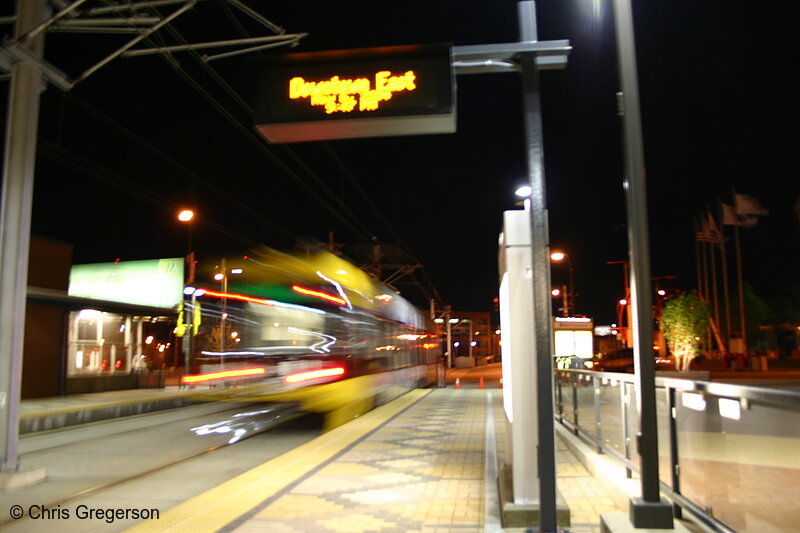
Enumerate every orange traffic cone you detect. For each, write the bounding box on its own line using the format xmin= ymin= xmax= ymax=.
xmin=455 ymin=377 xmax=461 ymax=389
xmin=499 ymin=378 xmax=503 ymax=388
xmin=479 ymin=376 xmax=485 ymax=389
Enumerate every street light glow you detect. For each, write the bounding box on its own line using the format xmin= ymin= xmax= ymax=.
xmin=177 ymin=209 xmax=194 ymax=222
xmin=550 ymin=251 xmax=566 ymax=262
xmin=514 ymin=185 xmax=532 ymax=197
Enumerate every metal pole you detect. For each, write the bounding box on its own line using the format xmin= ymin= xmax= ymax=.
xmin=717 ymin=200 xmax=732 ymax=349
xmin=0 ymin=0 xmax=46 ymax=472
xmin=446 ymin=306 xmax=452 ymax=368
xmin=732 ymin=190 xmax=747 ymax=355
xmin=468 ymin=320 xmax=473 ymax=364
xmin=610 ymin=0 xmax=673 ymax=526
xmin=518 ymin=2 xmax=557 ymax=531
xmin=567 ymin=256 xmax=575 ymax=315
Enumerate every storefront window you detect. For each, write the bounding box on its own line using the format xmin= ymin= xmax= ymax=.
xmin=67 ymin=310 xmax=145 ymax=376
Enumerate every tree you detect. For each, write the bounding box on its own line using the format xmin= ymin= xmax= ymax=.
xmin=661 ymin=291 xmax=710 ymax=371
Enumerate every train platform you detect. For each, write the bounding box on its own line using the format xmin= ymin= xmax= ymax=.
xmin=7 ymin=380 xmax=698 ymax=532
xmin=119 ymin=387 xmax=625 ymax=533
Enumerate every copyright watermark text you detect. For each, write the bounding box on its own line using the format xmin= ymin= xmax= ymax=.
xmin=9 ymin=504 xmax=160 ymax=523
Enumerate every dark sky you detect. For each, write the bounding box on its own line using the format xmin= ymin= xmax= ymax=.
xmin=2 ymin=0 xmax=797 ymax=325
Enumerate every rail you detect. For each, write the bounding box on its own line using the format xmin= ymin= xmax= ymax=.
xmin=554 ymin=369 xmax=800 ymax=533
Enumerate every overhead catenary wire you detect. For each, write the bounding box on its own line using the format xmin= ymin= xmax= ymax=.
xmin=322 ymin=142 xmax=443 ymax=305
xmin=148 ymin=11 xmax=380 ymax=244
xmin=207 ymin=2 xmax=442 ymax=303
xmin=5 ymin=1 xmax=443 ymax=302
xmin=55 ymin=92 xmax=297 ymax=243
xmin=127 ymin=3 xmax=378 ymax=245
xmin=32 ymin=133 xmax=261 ymax=248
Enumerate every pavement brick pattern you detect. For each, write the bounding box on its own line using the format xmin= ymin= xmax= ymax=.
xmin=227 ymin=389 xmax=487 ymax=533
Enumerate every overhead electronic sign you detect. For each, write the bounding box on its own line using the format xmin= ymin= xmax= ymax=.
xmin=254 ymin=44 xmax=455 ymax=143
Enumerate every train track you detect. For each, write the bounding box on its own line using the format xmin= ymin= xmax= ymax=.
xmin=1 ymin=401 xmax=314 ymax=529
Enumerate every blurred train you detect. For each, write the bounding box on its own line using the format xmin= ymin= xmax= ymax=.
xmin=179 ymin=246 xmax=443 ymax=428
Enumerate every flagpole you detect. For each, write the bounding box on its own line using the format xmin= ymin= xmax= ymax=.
xmin=733 ymin=189 xmax=748 ymax=356
xmin=702 ymin=227 xmax=712 ymax=352
xmin=693 ymin=218 xmax=703 ymax=298
xmin=716 ymin=199 xmax=732 ymax=353
xmin=707 ymin=211 xmax=720 ymax=342
xmin=694 ymin=217 xmax=712 ymax=354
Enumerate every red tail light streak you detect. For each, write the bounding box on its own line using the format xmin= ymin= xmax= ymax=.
xmin=201 ymin=289 xmax=274 ymax=306
xmin=283 ymin=367 xmax=345 ymax=384
xmin=291 ymin=285 xmax=346 ymax=306
xmin=182 ymin=367 xmax=266 ymax=384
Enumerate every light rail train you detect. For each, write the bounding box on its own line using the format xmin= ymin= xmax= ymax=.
xmin=180 ymin=246 xmax=442 ymax=428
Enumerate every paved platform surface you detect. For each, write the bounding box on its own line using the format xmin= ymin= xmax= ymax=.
xmin=10 ymin=377 xmax=646 ymax=532
xmin=115 ymin=387 xmax=620 ymax=533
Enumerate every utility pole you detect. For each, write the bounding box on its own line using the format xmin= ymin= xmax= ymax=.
xmin=0 ymin=0 xmax=46 ymax=478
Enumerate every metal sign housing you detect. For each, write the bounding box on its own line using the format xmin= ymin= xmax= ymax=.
xmin=254 ymin=44 xmax=455 ymax=143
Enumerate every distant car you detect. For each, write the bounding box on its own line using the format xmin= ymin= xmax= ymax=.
xmin=587 ymin=348 xmax=675 ymax=373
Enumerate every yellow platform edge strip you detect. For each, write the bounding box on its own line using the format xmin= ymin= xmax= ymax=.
xmin=125 ymin=388 xmax=430 ymax=533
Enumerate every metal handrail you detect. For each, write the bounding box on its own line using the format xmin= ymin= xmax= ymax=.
xmin=554 ymin=368 xmax=800 ymax=533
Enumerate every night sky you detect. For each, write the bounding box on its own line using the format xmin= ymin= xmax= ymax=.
xmin=1 ymin=1 xmax=797 ymax=325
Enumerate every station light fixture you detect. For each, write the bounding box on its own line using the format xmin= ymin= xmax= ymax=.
xmin=515 ymin=184 xmax=532 ymax=197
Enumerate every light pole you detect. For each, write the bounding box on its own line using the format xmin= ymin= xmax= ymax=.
xmin=177 ymin=209 xmax=195 ymax=377
xmin=448 ymin=317 xmax=460 ymax=365
xmin=433 ymin=304 xmax=454 ymax=368
xmin=607 ymin=0 xmax=674 ymax=524
xmin=550 ymin=251 xmax=574 ymax=315
xmin=551 ymin=286 xmax=569 ymax=317
xmin=214 ymin=259 xmax=228 ymax=355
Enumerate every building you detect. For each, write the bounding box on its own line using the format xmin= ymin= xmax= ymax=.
xmin=23 ymin=236 xmax=178 ymax=398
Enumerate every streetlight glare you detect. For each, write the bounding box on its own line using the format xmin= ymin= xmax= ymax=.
xmin=177 ymin=209 xmax=194 ymax=222
xmin=550 ymin=251 xmax=566 ymax=262
xmin=514 ymin=185 xmax=532 ymax=197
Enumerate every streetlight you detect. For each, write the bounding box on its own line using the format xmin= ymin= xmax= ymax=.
xmin=514 ymin=184 xmax=532 ymax=197
xmin=589 ymin=0 xmax=673 ymax=524
xmin=177 ymin=208 xmax=195 ymax=284
xmin=214 ymin=259 xmax=229 ymax=355
xmin=177 ymin=209 xmax=196 ymax=377
xmin=550 ymin=250 xmax=575 ymax=316
xmin=514 ymin=184 xmax=532 ymax=208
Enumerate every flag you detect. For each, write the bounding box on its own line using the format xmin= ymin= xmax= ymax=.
xmin=722 ymin=203 xmax=738 ymax=226
xmin=707 ymin=212 xmax=722 ymax=243
xmin=735 ymin=194 xmax=769 ymax=216
xmin=695 ymin=214 xmax=722 ymax=244
xmin=723 ymin=201 xmax=762 ymax=229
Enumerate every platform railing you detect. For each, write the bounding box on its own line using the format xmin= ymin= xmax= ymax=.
xmin=554 ymin=369 xmax=800 ymax=533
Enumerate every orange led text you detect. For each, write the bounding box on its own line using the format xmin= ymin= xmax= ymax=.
xmin=289 ymin=70 xmax=417 ymax=114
